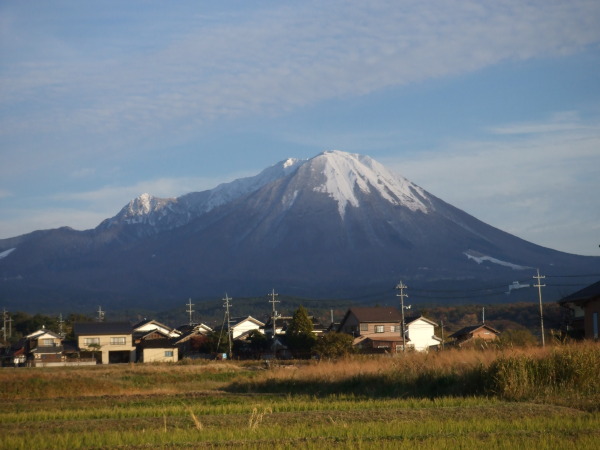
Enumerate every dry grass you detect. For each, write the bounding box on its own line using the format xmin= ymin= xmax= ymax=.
xmin=0 ymin=361 xmax=248 ymax=400
xmin=230 ymin=343 xmax=600 ymax=402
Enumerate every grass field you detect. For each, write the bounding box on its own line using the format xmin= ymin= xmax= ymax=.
xmin=1 ymin=343 xmax=599 ymax=449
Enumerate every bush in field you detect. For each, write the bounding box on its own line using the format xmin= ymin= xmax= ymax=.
xmin=487 ymin=343 xmax=600 ymax=399
xmin=314 ymin=332 xmax=354 ymax=359
xmin=498 ymin=329 xmax=538 ymax=348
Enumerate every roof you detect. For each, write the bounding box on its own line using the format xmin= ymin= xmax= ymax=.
xmin=559 ymin=280 xmax=600 ymax=304
xmin=232 ymin=316 xmax=265 ymax=327
xmin=26 ymin=328 xmax=62 ymax=340
xmin=73 ymin=322 xmax=132 ymax=336
xmin=342 ymin=307 xmax=403 ymax=323
xmin=406 ymin=315 xmax=438 ymax=327
xmin=30 ymin=346 xmax=64 ymax=354
xmin=450 ymin=324 xmax=500 ymax=339
xmin=360 ymin=335 xmax=406 ymax=342
xmin=139 ymin=337 xmax=177 ymax=349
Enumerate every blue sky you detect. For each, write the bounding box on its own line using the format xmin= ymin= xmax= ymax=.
xmin=1 ymin=0 xmax=599 ymax=255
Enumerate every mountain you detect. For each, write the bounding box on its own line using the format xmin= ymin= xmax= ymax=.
xmin=1 ymin=150 xmax=599 ymax=313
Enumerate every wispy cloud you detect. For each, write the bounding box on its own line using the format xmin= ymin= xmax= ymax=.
xmin=385 ymin=112 xmax=600 ymax=255
xmin=2 ymin=0 xmax=600 ymax=164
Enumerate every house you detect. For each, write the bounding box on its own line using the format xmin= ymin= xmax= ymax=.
xmin=449 ymin=324 xmax=500 ymax=347
xmin=137 ymin=337 xmax=179 ymax=363
xmin=405 ymin=316 xmax=442 ymax=351
xmin=559 ymin=280 xmax=600 ymax=340
xmin=22 ymin=328 xmax=64 ymax=366
xmin=337 ymin=307 xmax=441 ymax=353
xmin=73 ymin=322 xmax=135 ymax=364
xmin=173 ymin=323 xmax=213 ymax=359
xmin=132 ymin=319 xmax=182 ymax=340
xmin=215 ymin=316 xmax=265 ymax=340
xmin=337 ymin=307 xmax=406 ymax=353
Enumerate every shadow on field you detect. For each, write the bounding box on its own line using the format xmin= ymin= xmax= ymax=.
xmin=226 ymin=368 xmax=488 ymax=398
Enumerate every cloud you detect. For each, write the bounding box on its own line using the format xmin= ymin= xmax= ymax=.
xmin=2 ymin=0 xmax=600 ymax=162
xmin=384 ymin=112 xmax=600 ymax=255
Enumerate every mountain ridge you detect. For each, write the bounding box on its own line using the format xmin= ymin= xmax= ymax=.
xmin=1 ymin=150 xmax=599 ymax=312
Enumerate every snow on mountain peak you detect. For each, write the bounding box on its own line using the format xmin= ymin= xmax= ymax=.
xmin=283 ymin=158 xmax=298 ymax=169
xmin=311 ymin=150 xmax=431 ymax=217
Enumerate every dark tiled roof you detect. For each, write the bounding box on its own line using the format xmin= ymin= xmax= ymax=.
xmin=139 ymin=337 xmax=176 ymax=349
xmin=559 ymin=280 xmax=600 ymax=304
xmin=348 ymin=307 xmax=403 ymax=322
xmin=450 ymin=324 xmax=499 ymax=339
xmin=31 ymin=346 xmax=64 ymax=354
xmin=73 ymin=322 xmax=132 ymax=336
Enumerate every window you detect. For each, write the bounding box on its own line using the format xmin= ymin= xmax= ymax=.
xmin=375 ymin=325 xmax=385 ymax=333
xmin=360 ymin=323 xmax=369 ymax=331
xmin=110 ymin=337 xmax=126 ymax=345
xmin=41 ymin=338 xmax=55 ymax=347
xmin=83 ymin=337 xmax=100 ymax=346
xmin=392 ymin=325 xmax=402 ymax=333
xmin=164 ymin=350 xmax=174 ymax=357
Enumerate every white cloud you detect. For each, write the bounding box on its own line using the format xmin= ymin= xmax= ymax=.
xmin=2 ymin=0 xmax=600 ymax=161
xmin=384 ymin=113 xmax=600 ymax=255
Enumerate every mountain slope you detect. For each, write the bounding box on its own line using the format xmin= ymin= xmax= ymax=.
xmin=1 ymin=150 xmax=599 ymax=312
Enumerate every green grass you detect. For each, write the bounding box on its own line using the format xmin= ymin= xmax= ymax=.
xmin=1 ymin=343 xmax=599 ymax=448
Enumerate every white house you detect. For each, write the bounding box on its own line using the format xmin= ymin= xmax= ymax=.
xmin=405 ymin=316 xmax=442 ymax=351
xmin=229 ymin=316 xmax=265 ymax=339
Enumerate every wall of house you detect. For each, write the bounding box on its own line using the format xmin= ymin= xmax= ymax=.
xmin=77 ymin=334 xmax=135 ymax=364
xmin=584 ymin=298 xmax=600 ymax=340
xmin=472 ymin=329 xmax=498 ymax=341
xmin=142 ymin=347 xmax=178 ymax=363
xmin=232 ymin=320 xmax=263 ymax=339
xmin=407 ymin=320 xmax=438 ymax=351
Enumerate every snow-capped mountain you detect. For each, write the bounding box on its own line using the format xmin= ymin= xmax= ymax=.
xmin=97 ymin=157 xmax=304 ymax=236
xmin=1 ymin=150 xmax=599 ymax=311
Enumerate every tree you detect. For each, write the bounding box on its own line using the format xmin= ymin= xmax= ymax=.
xmin=314 ymin=332 xmax=354 ymax=359
xmin=285 ymin=306 xmax=317 ymax=358
xmin=498 ymin=328 xmax=538 ymax=347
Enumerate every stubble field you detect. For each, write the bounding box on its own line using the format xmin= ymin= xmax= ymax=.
xmin=1 ymin=343 xmax=599 ymax=449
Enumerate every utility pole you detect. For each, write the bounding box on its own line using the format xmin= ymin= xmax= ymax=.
xmin=58 ymin=314 xmax=65 ymax=339
xmin=534 ymin=269 xmax=546 ymax=347
xmin=223 ymin=294 xmax=233 ymax=358
xmin=440 ymin=320 xmax=445 ymax=350
xmin=186 ymin=298 xmax=195 ymax=327
xmin=96 ymin=306 xmax=105 ymax=322
xmin=268 ymin=289 xmax=279 ymax=340
xmin=2 ymin=308 xmax=8 ymax=342
xmin=396 ymin=281 xmax=408 ymax=352
xmin=482 ymin=307 xmax=485 ymax=324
